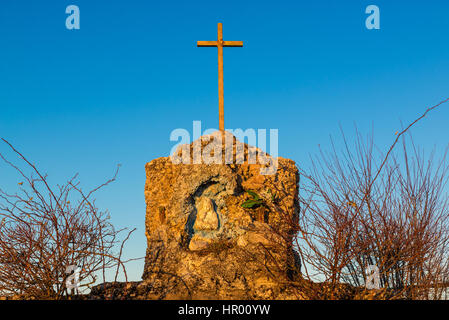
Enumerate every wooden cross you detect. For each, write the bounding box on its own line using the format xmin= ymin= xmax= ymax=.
xmin=197 ymin=23 xmax=243 ymax=131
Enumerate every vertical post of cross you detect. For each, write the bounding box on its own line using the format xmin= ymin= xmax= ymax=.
xmin=217 ymin=23 xmax=224 ymax=131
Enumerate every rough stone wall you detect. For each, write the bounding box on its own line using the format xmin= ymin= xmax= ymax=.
xmin=142 ymin=131 xmax=301 ymax=299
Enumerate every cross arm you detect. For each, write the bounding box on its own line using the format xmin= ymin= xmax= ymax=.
xmin=197 ymin=41 xmax=218 ymax=47
xmin=223 ymin=41 xmax=243 ymax=47
xmin=197 ymin=41 xmax=243 ymax=47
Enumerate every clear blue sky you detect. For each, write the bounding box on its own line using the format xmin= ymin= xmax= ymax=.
xmin=0 ymin=0 xmax=448 ymax=281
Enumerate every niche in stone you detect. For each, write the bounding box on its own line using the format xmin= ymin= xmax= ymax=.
xmin=185 ymin=181 xmax=228 ymax=251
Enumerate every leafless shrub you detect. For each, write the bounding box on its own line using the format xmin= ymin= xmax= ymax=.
xmin=295 ymin=128 xmax=449 ymax=299
xmin=0 ymin=138 xmax=135 ymax=299
xmin=289 ymin=98 xmax=449 ymax=299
